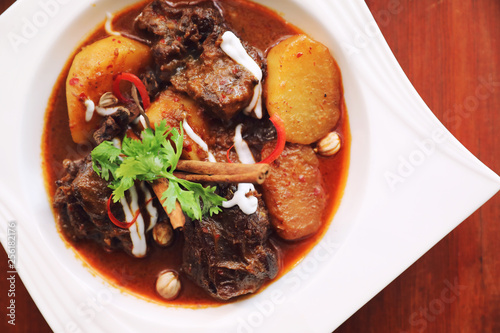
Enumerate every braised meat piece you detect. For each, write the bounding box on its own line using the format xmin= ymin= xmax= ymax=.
xmin=53 ymin=154 xmax=165 ymax=257
xmin=170 ymin=40 xmax=259 ymax=120
xmin=136 ymin=0 xmax=264 ymax=119
xmin=93 ymin=109 xmax=130 ymax=145
xmin=136 ymin=1 xmax=220 ymax=72
xmin=53 ymin=156 xmax=135 ymax=253
xmin=182 ymin=184 xmax=279 ymax=300
xmin=209 ymin=116 xmax=277 ymax=163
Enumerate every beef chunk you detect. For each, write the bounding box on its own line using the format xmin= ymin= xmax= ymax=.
xmin=141 ymin=69 xmax=162 ymax=97
xmin=71 ymin=159 xmax=112 ymax=220
xmin=136 ymin=1 xmax=220 ymax=70
xmin=54 ymin=156 xmax=134 ymax=254
xmin=136 ymin=0 xmax=264 ymax=119
xmin=170 ymin=40 xmax=259 ymax=119
xmin=209 ymin=116 xmax=276 ymax=163
xmin=93 ymin=108 xmax=130 ymax=145
xmin=182 ymin=185 xmax=279 ymax=300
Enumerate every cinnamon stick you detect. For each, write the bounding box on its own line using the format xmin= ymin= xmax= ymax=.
xmin=151 ymin=179 xmax=185 ymax=229
xmin=173 ymin=171 xmax=266 ymax=184
xmin=151 ymin=161 xmax=269 ymax=227
xmin=175 ymin=161 xmax=270 ymax=184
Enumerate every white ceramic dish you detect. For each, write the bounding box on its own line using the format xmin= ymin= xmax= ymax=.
xmin=0 ymin=0 xmax=499 ymax=332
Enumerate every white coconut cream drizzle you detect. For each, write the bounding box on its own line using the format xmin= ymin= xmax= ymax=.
xmin=139 ymin=115 xmax=147 ymax=130
xmin=222 ymin=183 xmax=258 ymax=215
xmin=112 ymin=137 xmax=125 ymax=162
xmin=119 ymin=192 xmax=147 ymax=257
xmin=126 ymin=185 xmax=147 ymax=257
xmin=84 ymin=99 xmax=95 ymax=122
xmin=131 ymin=115 xmax=148 ymax=136
xmin=112 ymin=138 xmax=157 ymax=256
xmin=222 ymin=123 xmax=259 ymax=215
xmin=95 ymin=106 xmax=121 ymax=117
xmin=105 ymin=12 xmax=122 ymax=37
xmin=245 ymin=83 xmax=263 ymax=119
xmin=85 ymin=100 xmax=121 ymax=122
xmin=220 ymin=31 xmax=263 ymax=119
xmin=234 ymin=124 xmax=255 ymax=164
xmin=141 ymin=182 xmax=158 ymax=232
xmin=183 ymin=120 xmax=216 ymax=162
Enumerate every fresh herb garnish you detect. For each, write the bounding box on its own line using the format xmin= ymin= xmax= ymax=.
xmin=91 ymin=120 xmax=225 ymax=220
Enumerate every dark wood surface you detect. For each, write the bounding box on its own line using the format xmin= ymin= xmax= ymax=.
xmin=1 ymin=0 xmax=498 ymax=332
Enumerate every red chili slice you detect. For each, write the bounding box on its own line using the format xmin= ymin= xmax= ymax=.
xmin=107 ymin=194 xmax=140 ymax=229
xmin=226 ymin=144 xmax=235 ymax=163
xmin=225 ymin=115 xmax=286 ymax=164
xmin=259 ymin=114 xmax=286 ymax=164
xmin=112 ymin=73 xmax=151 ymax=110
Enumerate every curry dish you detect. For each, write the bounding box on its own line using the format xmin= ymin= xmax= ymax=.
xmin=42 ymin=0 xmax=350 ymax=306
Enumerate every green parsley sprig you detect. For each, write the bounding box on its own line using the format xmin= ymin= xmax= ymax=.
xmin=91 ymin=120 xmax=225 ymax=220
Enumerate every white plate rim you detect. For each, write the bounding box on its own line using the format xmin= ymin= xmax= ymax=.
xmin=0 ymin=0 xmax=499 ymax=332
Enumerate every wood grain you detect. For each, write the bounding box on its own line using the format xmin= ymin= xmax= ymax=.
xmin=0 ymin=1 xmax=498 ymax=332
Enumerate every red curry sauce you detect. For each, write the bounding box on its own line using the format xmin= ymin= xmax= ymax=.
xmin=42 ymin=0 xmax=350 ymax=306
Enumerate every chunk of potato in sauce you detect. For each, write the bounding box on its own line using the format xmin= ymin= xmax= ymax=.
xmin=146 ymin=88 xmax=211 ymax=161
xmin=261 ymin=143 xmax=326 ymax=240
xmin=66 ymin=36 xmax=151 ymax=143
xmin=265 ymin=34 xmax=341 ymax=144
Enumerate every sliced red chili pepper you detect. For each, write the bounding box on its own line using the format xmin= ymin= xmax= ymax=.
xmin=259 ymin=114 xmax=286 ymax=164
xmin=226 ymin=144 xmax=235 ymax=163
xmin=107 ymin=194 xmax=139 ymax=229
xmin=112 ymin=73 xmax=151 ymax=110
xmin=225 ymin=115 xmax=286 ymax=164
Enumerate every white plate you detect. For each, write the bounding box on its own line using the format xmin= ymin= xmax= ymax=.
xmin=0 ymin=0 xmax=499 ymax=332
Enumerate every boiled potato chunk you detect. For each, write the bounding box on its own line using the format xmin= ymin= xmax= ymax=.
xmin=261 ymin=142 xmax=326 ymax=240
xmin=265 ymin=34 xmax=341 ymax=144
xmin=66 ymin=36 xmax=152 ymax=143
xmin=147 ymin=88 xmax=211 ymax=161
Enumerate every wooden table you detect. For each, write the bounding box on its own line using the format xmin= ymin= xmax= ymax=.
xmin=1 ymin=0 xmax=498 ymax=332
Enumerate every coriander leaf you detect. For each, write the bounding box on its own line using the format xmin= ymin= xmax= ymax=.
xmin=169 ymin=122 xmax=183 ymax=168
xmin=115 ymin=158 xmax=146 ymax=178
xmin=110 ymin=176 xmax=134 ymax=202
xmin=90 ymin=119 xmax=226 ymax=219
xmin=156 ymin=123 xmax=180 ymax=172
xmin=176 ymin=179 xmax=224 ymax=218
xmin=161 ymin=180 xmax=180 ymax=215
xmin=91 ymin=141 xmax=122 ymax=181
xmin=161 ymin=178 xmax=201 ymax=220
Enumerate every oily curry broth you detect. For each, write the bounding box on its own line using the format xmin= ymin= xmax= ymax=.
xmin=42 ymin=0 xmax=350 ymax=306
